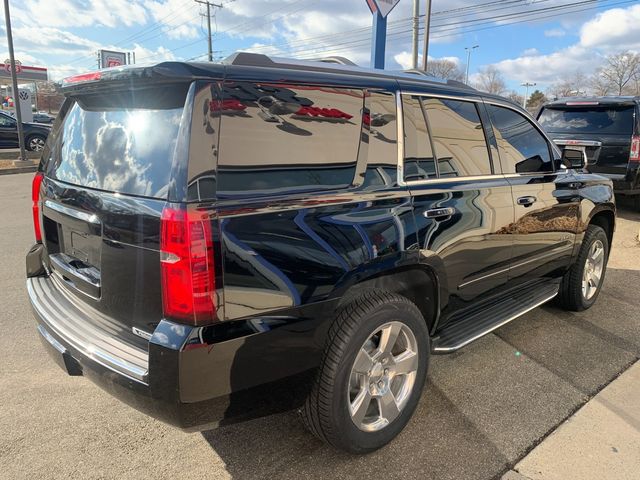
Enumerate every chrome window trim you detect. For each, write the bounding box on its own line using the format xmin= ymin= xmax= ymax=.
xmin=401 ymin=91 xmax=484 ymax=103
xmin=396 ymin=91 xmax=568 ymax=187
xmin=397 ymin=174 xmax=514 ymax=187
xmin=398 ymin=91 xmax=502 ymax=186
xmin=396 ymin=91 xmax=406 ymax=186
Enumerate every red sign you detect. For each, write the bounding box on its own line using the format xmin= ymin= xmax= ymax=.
xmin=3 ymin=59 xmax=22 ymax=74
xmin=106 ymin=57 xmax=123 ymax=68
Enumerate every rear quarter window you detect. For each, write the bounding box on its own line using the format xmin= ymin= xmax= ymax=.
xmin=215 ymin=82 xmax=364 ymax=197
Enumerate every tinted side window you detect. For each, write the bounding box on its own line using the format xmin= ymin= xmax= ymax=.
xmin=217 ymin=82 xmax=363 ymax=196
xmin=422 ymin=98 xmax=492 ymax=177
xmin=488 ymin=104 xmax=552 ymax=174
xmin=362 ymin=91 xmax=398 ymax=189
xmin=0 ymin=115 xmax=15 ymax=127
xmin=402 ymin=96 xmax=435 ymax=181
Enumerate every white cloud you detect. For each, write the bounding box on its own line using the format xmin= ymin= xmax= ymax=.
xmin=17 ymin=0 xmax=148 ymax=28
xmin=544 ymin=28 xmax=566 ymax=38
xmin=579 ymin=4 xmax=640 ymax=50
xmin=131 ymin=44 xmax=176 ymax=63
xmin=145 ymin=0 xmax=201 ymax=39
xmin=489 ymin=4 xmax=640 ymax=86
xmin=522 ymin=48 xmax=539 ymax=57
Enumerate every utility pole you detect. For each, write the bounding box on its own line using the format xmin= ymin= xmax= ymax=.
xmin=194 ymin=0 xmax=223 ymax=62
xmin=411 ymin=0 xmax=420 ymax=69
xmin=3 ymin=0 xmax=26 ymax=162
xmin=521 ymin=82 xmax=536 ymax=108
xmin=421 ymin=0 xmax=432 ymax=71
xmin=464 ymin=45 xmax=479 ymax=85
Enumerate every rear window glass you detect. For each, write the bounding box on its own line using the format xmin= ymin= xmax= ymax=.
xmin=538 ymin=106 xmax=635 ymax=135
xmin=45 ymin=86 xmax=188 ymax=198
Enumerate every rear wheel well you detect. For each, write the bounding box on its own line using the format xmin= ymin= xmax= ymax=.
xmin=338 ymin=267 xmax=438 ymax=332
xmin=589 ymin=210 xmax=614 ymax=247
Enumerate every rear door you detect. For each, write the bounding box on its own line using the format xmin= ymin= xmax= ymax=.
xmin=403 ymin=93 xmax=515 ymax=320
xmin=487 ymin=101 xmax=579 ymax=286
xmin=538 ymin=103 xmax=635 ymax=175
xmin=38 ymin=83 xmax=191 ymax=345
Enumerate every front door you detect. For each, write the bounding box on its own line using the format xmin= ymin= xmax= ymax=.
xmin=485 ymin=102 xmax=579 ymax=286
xmin=0 ymin=114 xmax=18 ymax=147
xmin=401 ymin=94 xmax=515 ymax=323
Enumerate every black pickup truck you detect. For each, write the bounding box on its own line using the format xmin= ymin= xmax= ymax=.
xmin=27 ymin=53 xmax=615 ymax=454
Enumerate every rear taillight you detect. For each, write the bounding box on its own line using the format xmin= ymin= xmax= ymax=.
xmin=160 ymin=205 xmax=216 ymax=325
xmin=630 ymin=135 xmax=640 ymax=163
xmin=32 ymin=172 xmax=44 ymax=242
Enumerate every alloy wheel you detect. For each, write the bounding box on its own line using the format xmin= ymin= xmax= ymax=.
xmin=582 ymin=239 xmax=605 ymax=300
xmin=348 ymin=321 xmax=419 ymax=432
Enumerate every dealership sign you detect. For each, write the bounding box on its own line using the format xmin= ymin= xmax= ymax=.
xmin=99 ymin=50 xmax=127 ymax=69
xmin=0 ymin=60 xmax=47 ymax=82
xmin=365 ymin=0 xmax=401 ymax=18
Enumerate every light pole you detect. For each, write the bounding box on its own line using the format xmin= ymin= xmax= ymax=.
xmin=3 ymin=0 xmax=27 ymax=162
xmin=411 ymin=0 xmax=420 ymax=69
xmin=521 ymin=82 xmax=536 ymax=108
xmin=464 ymin=45 xmax=479 ymax=85
xmin=421 ymin=0 xmax=432 ymax=72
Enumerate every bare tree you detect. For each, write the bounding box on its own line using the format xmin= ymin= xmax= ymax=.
xmin=547 ymin=80 xmax=575 ymax=99
xmin=506 ymin=90 xmax=524 ymax=106
xmin=594 ymin=51 xmax=640 ymax=95
xmin=474 ymin=66 xmax=507 ymax=95
xmin=588 ymin=75 xmax=612 ymax=96
xmin=425 ymin=59 xmax=465 ymax=81
xmin=36 ymin=81 xmax=64 ymax=113
xmin=546 ymin=71 xmax=587 ymax=98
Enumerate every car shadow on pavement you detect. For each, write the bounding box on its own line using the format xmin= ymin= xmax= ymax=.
xmin=201 ymin=381 xmax=508 ymax=480
xmin=201 ymin=229 xmax=640 ymax=480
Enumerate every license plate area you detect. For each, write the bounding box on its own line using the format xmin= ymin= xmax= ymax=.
xmin=42 ymin=200 xmax=103 ymax=298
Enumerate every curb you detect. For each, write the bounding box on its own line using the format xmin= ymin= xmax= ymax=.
xmin=0 ymin=166 xmax=37 ymax=176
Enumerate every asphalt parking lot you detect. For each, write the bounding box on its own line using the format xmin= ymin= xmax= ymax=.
xmin=1 ymin=172 xmax=639 ymax=480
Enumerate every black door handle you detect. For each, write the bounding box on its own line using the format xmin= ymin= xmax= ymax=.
xmin=423 ymin=207 xmax=456 ymax=219
xmin=517 ymin=196 xmax=537 ymax=207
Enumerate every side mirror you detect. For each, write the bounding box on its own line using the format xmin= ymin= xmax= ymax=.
xmin=559 ymin=147 xmax=586 ymax=170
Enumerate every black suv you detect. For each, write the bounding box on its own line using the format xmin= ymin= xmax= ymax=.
xmin=28 ymin=54 xmax=615 ymax=454
xmin=538 ymin=97 xmax=640 ymax=204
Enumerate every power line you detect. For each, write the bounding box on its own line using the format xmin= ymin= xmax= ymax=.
xmin=284 ymin=0 xmax=635 ymax=60
xmin=195 ymin=0 xmax=223 ymax=61
xmin=257 ymin=0 xmax=633 ymax=59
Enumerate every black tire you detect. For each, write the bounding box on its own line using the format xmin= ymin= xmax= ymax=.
xmin=557 ymin=224 xmax=609 ymax=311
xmin=300 ymin=290 xmax=430 ymax=454
xmin=26 ymin=134 xmax=46 ymax=152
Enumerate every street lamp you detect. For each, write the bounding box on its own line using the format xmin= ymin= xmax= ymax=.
xmin=521 ymin=82 xmax=536 ymax=108
xmin=464 ymin=45 xmax=479 ymax=85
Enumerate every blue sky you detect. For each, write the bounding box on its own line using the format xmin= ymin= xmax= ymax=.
xmin=1 ymin=0 xmax=640 ymax=95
